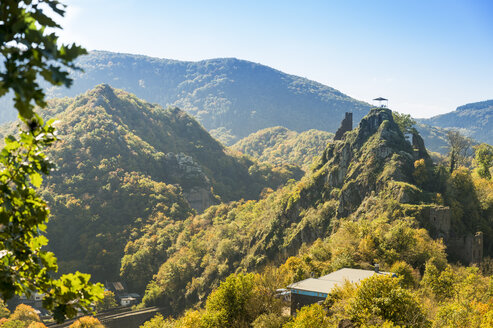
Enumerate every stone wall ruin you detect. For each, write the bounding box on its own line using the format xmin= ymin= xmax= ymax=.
xmin=420 ymin=206 xmax=483 ymax=265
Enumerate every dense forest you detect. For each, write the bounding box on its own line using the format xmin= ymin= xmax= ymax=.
xmin=1 ymin=86 xmax=492 ymax=327
xmin=0 ymin=51 xmax=370 ymax=144
xmin=125 ymin=107 xmax=493 ymax=327
xmin=0 ymin=51 xmax=454 ymax=154
xmin=0 ymin=85 xmax=302 ymax=282
xmin=231 ymin=127 xmax=334 ymax=171
xmin=419 ymin=99 xmax=493 ymax=145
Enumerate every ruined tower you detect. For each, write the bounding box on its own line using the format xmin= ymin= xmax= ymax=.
xmin=334 ymin=112 xmax=353 ymax=140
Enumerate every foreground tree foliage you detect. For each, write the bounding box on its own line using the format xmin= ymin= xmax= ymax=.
xmin=201 ymin=273 xmax=256 ymax=328
xmin=139 ymin=313 xmax=174 ymax=328
xmin=95 ymin=291 xmax=118 ymax=313
xmin=0 ymin=117 xmax=103 ymax=321
xmin=142 ymin=271 xmax=287 ymax=328
xmin=446 ymin=130 xmax=472 ymax=172
xmin=0 ymin=304 xmax=47 ymax=328
xmin=0 ymin=0 xmax=103 ymax=322
xmin=151 ymin=251 xmax=493 ymax=328
xmin=0 ymin=0 xmax=86 ymax=119
xmin=474 ymin=143 xmax=493 ymax=180
xmin=0 ymin=300 xmax=9 ymax=318
xmin=284 ymin=303 xmax=331 ymax=328
xmin=347 ymin=275 xmax=427 ymax=327
xmin=68 ymin=316 xmax=104 ymax=328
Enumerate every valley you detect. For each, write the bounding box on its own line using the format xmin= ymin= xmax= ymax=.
xmin=1 ymin=4 xmax=492 ymax=325
xmin=3 ymin=89 xmax=492 ymax=326
xmin=0 ymin=51 xmax=466 ymax=154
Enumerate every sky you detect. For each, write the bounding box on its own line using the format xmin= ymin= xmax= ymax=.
xmin=57 ymin=0 xmax=493 ymax=118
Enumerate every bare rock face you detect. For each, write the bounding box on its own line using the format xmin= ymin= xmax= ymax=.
xmin=255 ymin=107 xmax=440 ymax=270
xmin=184 ymin=187 xmax=217 ymax=213
xmin=412 ymin=131 xmax=430 ymax=160
xmin=354 ymin=107 xmax=398 ymax=146
xmin=165 ymin=152 xmax=217 ymax=212
xmin=314 ymin=107 xmax=417 ymax=216
xmin=408 ymin=205 xmax=483 ymax=265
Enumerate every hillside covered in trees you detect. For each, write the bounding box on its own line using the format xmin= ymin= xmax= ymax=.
xmin=0 ymin=84 xmax=302 ymax=282
xmin=116 ymin=107 xmax=493 ymax=327
xmin=231 ymin=127 xmax=334 ymax=171
xmin=136 ymin=109 xmax=493 ymax=327
xmin=419 ymin=99 xmax=493 ymax=145
xmin=2 ymin=86 xmax=492 ymax=326
xmin=0 ymin=51 xmax=368 ymax=144
xmin=0 ymin=51 xmax=455 ymax=155
xmin=0 ymin=51 xmax=370 ymax=145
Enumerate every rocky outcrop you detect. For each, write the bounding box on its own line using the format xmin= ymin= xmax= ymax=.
xmin=412 ymin=205 xmax=483 ymax=265
xmin=249 ymin=106 xmax=483 ymax=278
xmin=448 ymin=232 xmax=483 ymax=265
xmin=314 ymin=107 xmax=416 ymax=216
xmin=165 ymin=152 xmax=217 ymax=212
xmin=183 ymin=187 xmax=217 ymax=213
xmin=412 ymin=131 xmax=430 ymax=161
xmin=165 ymin=152 xmax=209 ymax=188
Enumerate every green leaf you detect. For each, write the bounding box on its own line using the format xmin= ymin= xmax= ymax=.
xmin=29 ymin=172 xmax=43 ymax=188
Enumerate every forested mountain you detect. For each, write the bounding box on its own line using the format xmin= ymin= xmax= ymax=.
xmin=414 ymin=122 xmax=450 ymax=154
xmin=124 ymin=107 xmax=493 ymax=319
xmin=0 ymin=51 xmax=456 ymax=154
xmin=0 ymin=51 xmax=370 ymax=145
xmin=419 ymin=99 xmax=493 ymax=145
xmin=0 ymin=84 xmax=302 ymax=282
xmin=230 ymin=127 xmax=333 ymax=170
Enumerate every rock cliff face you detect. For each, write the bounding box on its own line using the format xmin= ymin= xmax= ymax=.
xmin=246 ymin=107 xmax=429 ymax=267
xmin=412 ymin=132 xmax=430 ymax=161
xmin=313 ymin=107 xmax=417 ymax=216
xmin=278 ymin=107 xmax=483 ymax=265
xmin=163 ymin=152 xmax=218 ymax=212
xmin=183 ymin=187 xmax=217 ymax=213
xmin=413 ymin=205 xmax=483 ymax=265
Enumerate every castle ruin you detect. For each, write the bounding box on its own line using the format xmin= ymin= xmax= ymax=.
xmin=422 ymin=206 xmax=483 ymax=265
xmin=334 ymin=112 xmax=353 ymax=140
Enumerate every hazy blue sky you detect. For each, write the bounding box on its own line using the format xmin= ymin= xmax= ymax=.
xmin=59 ymin=0 xmax=493 ymax=118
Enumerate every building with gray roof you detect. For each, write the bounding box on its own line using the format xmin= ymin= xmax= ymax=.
xmin=287 ymin=267 xmax=393 ymax=313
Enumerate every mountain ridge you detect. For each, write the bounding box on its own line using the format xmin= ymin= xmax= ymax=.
xmin=418 ymin=99 xmax=493 ymax=145
xmin=135 ymin=106 xmax=465 ymax=311
xmin=0 ymin=51 xmax=370 ymax=144
xmin=0 ymin=51 xmax=464 ymax=153
xmin=0 ymin=84 xmax=303 ymax=282
xmin=230 ymin=127 xmax=334 ymax=170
